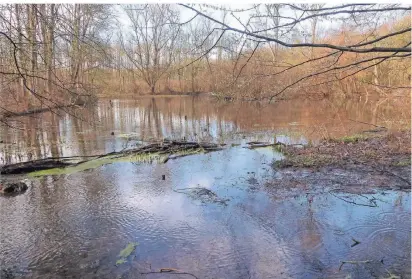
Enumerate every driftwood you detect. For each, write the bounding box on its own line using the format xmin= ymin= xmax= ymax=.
xmin=0 ymin=140 xmax=224 ymax=175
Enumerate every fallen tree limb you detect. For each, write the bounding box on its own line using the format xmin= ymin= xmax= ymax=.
xmin=245 ymin=141 xmax=291 ymax=149
xmin=2 ymin=99 xmax=86 ymax=119
xmin=0 ymin=158 xmax=76 ymax=174
xmin=0 ymin=140 xmax=225 ymax=175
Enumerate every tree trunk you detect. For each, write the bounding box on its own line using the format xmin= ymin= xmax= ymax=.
xmin=47 ymin=4 xmax=56 ymax=94
xmin=15 ymin=4 xmax=24 ymax=96
xmin=26 ymin=4 xmax=37 ymax=107
xmin=71 ymin=4 xmax=81 ymax=95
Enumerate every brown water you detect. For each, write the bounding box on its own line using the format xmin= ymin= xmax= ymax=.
xmin=0 ymin=96 xmax=410 ymax=278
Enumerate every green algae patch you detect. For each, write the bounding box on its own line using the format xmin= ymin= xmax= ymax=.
xmin=116 ymin=242 xmax=138 ymax=266
xmin=29 ymin=153 xmax=167 ymax=177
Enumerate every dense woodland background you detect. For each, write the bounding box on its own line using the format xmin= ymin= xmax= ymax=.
xmin=0 ymin=4 xmax=410 ymax=115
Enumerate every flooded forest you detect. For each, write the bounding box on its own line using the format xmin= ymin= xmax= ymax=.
xmin=0 ymin=4 xmax=411 ymax=279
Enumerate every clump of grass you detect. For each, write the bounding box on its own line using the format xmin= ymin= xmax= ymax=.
xmin=334 ymin=134 xmax=370 ymax=143
xmin=393 ymin=159 xmax=411 ymax=167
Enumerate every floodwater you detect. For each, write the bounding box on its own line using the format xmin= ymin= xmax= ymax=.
xmin=0 ymin=96 xmax=410 ymax=278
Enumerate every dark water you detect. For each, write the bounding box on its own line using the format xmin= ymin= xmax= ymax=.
xmin=0 ymin=96 xmax=410 ymax=278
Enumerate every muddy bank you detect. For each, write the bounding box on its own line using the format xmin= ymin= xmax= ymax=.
xmin=270 ymin=130 xmax=411 ymax=191
xmin=274 ymin=130 xmax=410 ymax=169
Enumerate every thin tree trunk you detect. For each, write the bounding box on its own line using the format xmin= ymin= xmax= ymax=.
xmin=47 ymin=4 xmax=55 ymax=94
xmin=26 ymin=4 xmax=37 ymax=107
xmin=373 ymin=65 xmax=379 ymax=85
xmin=15 ymin=4 xmax=24 ymax=96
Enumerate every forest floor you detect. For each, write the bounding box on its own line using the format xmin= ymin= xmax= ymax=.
xmin=268 ymin=130 xmax=411 ymax=192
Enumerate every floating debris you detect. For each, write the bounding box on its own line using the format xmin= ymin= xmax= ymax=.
xmin=174 ymin=187 xmax=229 ymax=205
xmin=351 ymin=237 xmax=361 ymax=247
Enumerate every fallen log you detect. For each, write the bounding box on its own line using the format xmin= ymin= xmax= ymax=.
xmin=0 ymin=158 xmax=76 ymax=174
xmin=0 ymin=141 xmax=225 ymax=175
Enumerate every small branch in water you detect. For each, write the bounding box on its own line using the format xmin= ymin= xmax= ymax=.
xmin=141 ymin=269 xmax=199 ymax=279
xmin=351 ymin=237 xmax=361 ymax=247
xmin=348 ymin=118 xmax=387 ymax=129
xmin=245 ymin=142 xmax=290 ymax=149
xmin=339 ymin=260 xmax=372 ymax=271
xmin=329 ymin=191 xmax=378 ymax=207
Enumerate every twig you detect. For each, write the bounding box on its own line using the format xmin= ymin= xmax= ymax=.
xmin=348 ymin=118 xmax=387 ymax=129
xmin=351 ymin=237 xmax=361 ymax=247
xmin=339 ymin=260 xmax=371 ymax=271
xmin=329 ymin=191 xmax=378 ymax=207
xmin=141 ymin=270 xmax=199 ymax=279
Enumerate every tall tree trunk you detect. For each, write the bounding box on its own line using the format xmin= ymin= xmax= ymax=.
xmin=40 ymin=4 xmax=55 ymax=96
xmin=47 ymin=4 xmax=55 ymax=94
xmin=26 ymin=4 xmax=37 ymax=107
xmin=71 ymin=4 xmax=81 ymax=96
xmin=15 ymin=4 xmax=24 ymax=96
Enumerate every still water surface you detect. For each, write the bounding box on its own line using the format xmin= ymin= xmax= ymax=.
xmin=0 ymin=96 xmax=410 ymax=278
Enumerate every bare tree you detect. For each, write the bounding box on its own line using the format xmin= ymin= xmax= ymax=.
xmin=179 ymin=4 xmax=411 ymax=100
xmin=122 ymin=4 xmax=181 ymax=94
